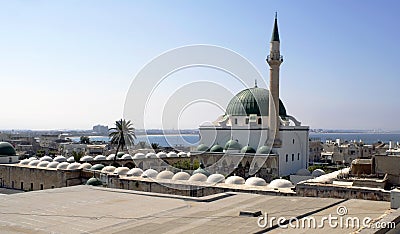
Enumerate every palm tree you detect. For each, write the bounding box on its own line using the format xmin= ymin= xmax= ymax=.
xmin=109 ymin=119 xmax=136 ymax=163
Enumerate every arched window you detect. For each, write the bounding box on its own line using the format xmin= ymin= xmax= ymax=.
xmin=292 ymin=154 xmax=294 ymax=161
xmin=297 ymin=153 xmax=300 ymax=160
xmin=293 ymin=139 xmax=295 ymax=144
xmin=285 ymin=154 xmax=288 ymax=162
xmin=258 ymin=118 xmax=262 ymax=124
xmin=234 ymin=118 xmax=238 ymax=124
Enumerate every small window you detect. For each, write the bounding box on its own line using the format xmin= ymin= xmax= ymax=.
xmin=293 ymin=139 xmax=295 ymax=144
xmin=297 ymin=153 xmax=300 ymax=160
xmin=40 ymin=184 xmax=44 ymax=190
xmin=30 ymin=183 xmax=33 ymax=191
xmin=21 ymin=182 xmax=24 ymax=190
xmin=245 ymin=118 xmax=249 ymax=124
xmin=258 ymin=118 xmax=262 ymax=124
xmin=292 ymin=154 xmax=294 ymax=161
xmin=12 ymin=181 xmax=14 ymax=188
xmin=286 ymin=154 xmax=288 ymax=162
xmin=234 ymin=118 xmax=238 ymax=124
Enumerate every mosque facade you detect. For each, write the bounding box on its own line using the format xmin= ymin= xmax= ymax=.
xmin=197 ymin=15 xmax=310 ymax=176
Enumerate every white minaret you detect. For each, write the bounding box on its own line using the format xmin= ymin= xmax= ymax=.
xmin=267 ymin=13 xmax=283 ymax=147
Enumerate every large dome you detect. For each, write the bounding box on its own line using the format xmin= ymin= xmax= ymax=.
xmin=225 ymin=87 xmax=287 ymax=117
xmin=0 ymin=142 xmax=16 ymax=156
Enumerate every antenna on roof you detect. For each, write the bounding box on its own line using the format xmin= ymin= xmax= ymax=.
xmin=254 ymin=79 xmax=258 ymax=87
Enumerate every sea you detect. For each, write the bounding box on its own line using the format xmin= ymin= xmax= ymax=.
xmin=70 ymin=132 xmax=400 ymax=147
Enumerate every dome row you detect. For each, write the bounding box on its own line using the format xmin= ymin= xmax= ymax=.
xmin=94 ymin=166 xmax=294 ymax=188
xmin=197 ymin=143 xmax=270 ymax=154
xmin=19 ymin=152 xmax=188 ymax=165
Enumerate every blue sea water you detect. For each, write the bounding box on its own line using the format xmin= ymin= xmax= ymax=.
xmin=71 ymin=133 xmax=400 ymax=147
xmin=71 ymin=134 xmax=200 ymax=147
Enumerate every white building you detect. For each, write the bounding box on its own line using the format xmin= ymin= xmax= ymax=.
xmin=198 ymin=15 xmax=309 ymax=176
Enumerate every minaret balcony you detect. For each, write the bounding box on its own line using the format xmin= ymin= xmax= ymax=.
xmin=266 ymin=55 xmax=283 ymax=63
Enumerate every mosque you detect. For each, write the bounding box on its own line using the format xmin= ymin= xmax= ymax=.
xmin=197 ymin=15 xmax=310 ymax=176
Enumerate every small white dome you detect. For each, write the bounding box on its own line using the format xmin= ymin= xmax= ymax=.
xmin=37 ymin=161 xmax=50 ymax=168
xmin=207 ymin=174 xmax=225 ymax=183
xmin=28 ymin=159 xmax=41 ymax=167
xmin=267 ymin=179 xmax=293 ymax=188
xmin=245 ymin=177 xmax=267 ymax=186
xmin=56 ymin=162 xmax=70 ymax=169
xmin=67 ymin=162 xmax=81 ymax=170
xmin=101 ymin=166 xmax=116 ymax=173
xmin=133 ymin=153 xmax=145 ymax=159
xmin=225 ymin=176 xmax=245 ymax=185
xmin=67 ymin=157 xmax=75 ymax=163
xmin=40 ymin=156 xmax=53 ymax=162
xmin=94 ymin=155 xmax=107 ymax=160
xmin=53 ymin=156 xmax=67 ymax=163
xmin=296 ymin=168 xmax=311 ymax=176
xmin=80 ymin=156 xmax=94 ymax=162
xmin=188 ymin=173 xmax=208 ymax=182
xmin=79 ymin=163 xmax=92 ymax=169
xmin=114 ymin=167 xmax=130 ymax=175
xmin=172 ymin=171 xmax=190 ymax=181
xmin=121 ymin=154 xmax=133 ymax=160
xmin=47 ymin=161 xmax=60 ymax=168
xmin=19 ymin=159 xmax=30 ymax=165
xmin=167 ymin=152 xmax=177 ymax=158
xmin=28 ymin=157 xmax=37 ymax=161
xmin=145 ymin=153 xmax=157 ymax=158
xmin=106 ymin=154 xmax=116 ymax=160
xmin=177 ymin=152 xmax=187 ymax=157
xmin=156 ymin=152 xmax=167 ymax=158
xmin=156 ymin=170 xmax=174 ymax=180
xmin=312 ymin=169 xmax=326 ymax=177
xmin=127 ymin=168 xmax=143 ymax=176
xmin=142 ymin=169 xmax=158 ymax=178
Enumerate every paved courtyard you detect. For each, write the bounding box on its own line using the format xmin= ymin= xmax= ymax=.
xmin=0 ymin=185 xmax=395 ymax=233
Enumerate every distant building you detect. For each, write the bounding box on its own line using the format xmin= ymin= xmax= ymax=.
xmin=309 ymin=139 xmax=323 ymax=163
xmin=321 ymin=139 xmax=374 ymax=164
xmin=93 ymin=125 xmax=109 ymax=135
xmin=59 ymin=143 xmax=87 ymax=156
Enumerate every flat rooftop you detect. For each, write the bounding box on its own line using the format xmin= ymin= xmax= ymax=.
xmin=0 ymin=186 xmax=395 ymax=233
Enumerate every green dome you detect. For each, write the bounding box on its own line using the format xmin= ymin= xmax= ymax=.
xmin=86 ymin=177 xmax=103 ymax=186
xmin=117 ymin=152 xmax=125 ymax=157
xmin=224 ymin=140 xmax=242 ymax=150
xmin=193 ymin=163 xmax=211 ymax=176
xmin=210 ymin=144 xmax=223 ymax=152
xmin=256 ymin=146 xmax=270 ymax=154
xmin=0 ymin=142 xmax=16 ymax=156
xmin=90 ymin=164 xmax=105 ymax=170
xmin=225 ymin=87 xmax=287 ymax=117
xmin=196 ymin=144 xmax=209 ymax=152
xmin=241 ymin=146 xmax=256 ymax=154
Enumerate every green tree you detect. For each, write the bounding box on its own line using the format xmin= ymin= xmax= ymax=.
xmin=80 ymin=136 xmax=91 ymax=144
xmin=72 ymin=151 xmax=84 ymax=162
xmin=151 ymin=143 xmax=160 ymax=151
xmin=109 ymin=119 xmax=136 ymax=163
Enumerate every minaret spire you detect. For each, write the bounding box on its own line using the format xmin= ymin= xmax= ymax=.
xmin=271 ymin=12 xmax=280 ymax=42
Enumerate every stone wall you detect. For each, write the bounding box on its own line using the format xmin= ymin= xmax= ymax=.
xmin=0 ymin=165 xmax=82 ymax=191
xmin=296 ymin=183 xmax=390 ymax=201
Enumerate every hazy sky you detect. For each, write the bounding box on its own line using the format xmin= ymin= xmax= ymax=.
xmin=0 ymin=1 xmax=399 ymax=130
